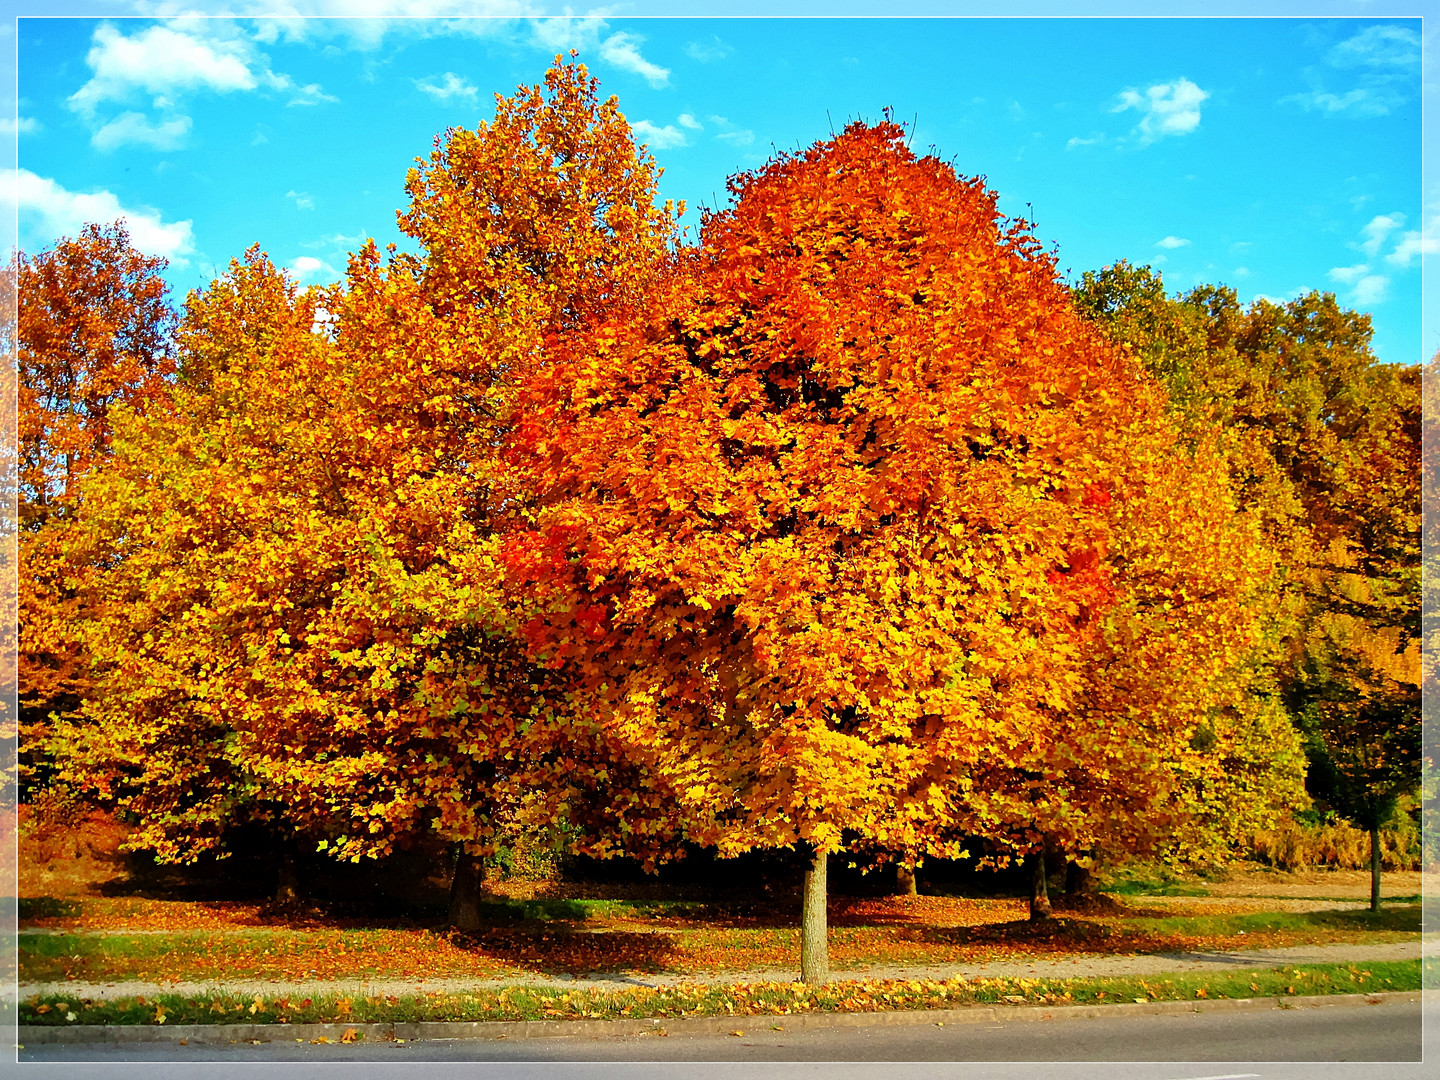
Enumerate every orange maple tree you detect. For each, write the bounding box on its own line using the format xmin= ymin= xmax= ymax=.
xmin=503 ymin=118 xmax=1271 ymax=977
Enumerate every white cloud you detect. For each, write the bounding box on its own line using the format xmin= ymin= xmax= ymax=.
xmin=1330 ymin=208 xmax=1436 ymax=275
xmin=1328 ymin=261 xmax=1390 ymax=306
xmin=1156 ymin=236 xmax=1190 ymax=249
xmin=527 ymin=15 xmax=607 ymax=54
xmin=91 ymin=111 xmax=192 ymax=152
xmin=707 ymin=115 xmax=755 ymax=147
xmin=1112 ymin=77 xmax=1209 ymax=143
xmin=715 ymin=129 xmax=755 ymax=147
xmin=0 ymin=116 xmax=38 ymax=136
xmin=1328 ymin=24 xmax=1420 ymax=69
xmin=1251 ymin=288 xmax=1312 ymax=307
xmin=69 ymin=22 xmax=257 ymax=117
xmin=1351 ymin=275 xmax=1389 ymax=305
xmin=1386 ymin=229 xmax=1438 ymax=268
xmin=302 ymin=230 xmax=369 ymax=250
xmin=1358 ymin=213 xmax=1404 ymax=257
xmin=599 ymin=31 xmax=669 ymax=88
xmin=678 ymin=113 xmax=703 ymax=131
xmin=630 ymin=120 xmax=687 ymax=150
xmin=290 ymin=254 xmax=339 ymax=282
xmin=5 ymin=168 xmax=195 ymax=265
xmin=1066 ymin=133 xmax=1106 ymax=149
xmin=133 ymin=3 xmax=531 ymax=49
xmin=416 ymin=72 xmax=478 ymax=103
xmin=274 ymin=78 xmax=339 ymax=106
xmin=286 ymin=190 xmax=315 ymax=210
xmin=67 ymin=19 xmax=336 ymax=149
xmin=1233 ymin=267 xmax=1251 ymax=278
xmin=1328 ymin=262 xmax=1371 ymax=286
xmin=1282 ymin=88 xmax=1391 ymax=118
xmin=685 ymin=36 xmax=733 ymax=62
xmin=525 ymin=19 xmax=670 ymax=88
xmin=1282 ymin=24 xmax=1419 ymax=120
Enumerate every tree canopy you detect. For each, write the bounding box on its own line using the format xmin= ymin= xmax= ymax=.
xmin=21 ymin=55 xmax=1413 ymax=973
xmin=503 ymin=118 xmax=1293 ymax=959
xmin=1072 ymin=261 xmax=1420 ymax=896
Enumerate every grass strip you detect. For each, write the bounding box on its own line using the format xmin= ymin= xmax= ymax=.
xmin=19 ymin=902 xmax=1421 ymax=984
xmin=18 ymin=958 xmax=1420 ymax=1028
xmin=1112 ymin=906 xmax=1422 ymax=936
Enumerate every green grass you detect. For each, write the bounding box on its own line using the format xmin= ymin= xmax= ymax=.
xmin=1099 ymin=865 xmax=1213 ymax=897
xmin=18 ymin=927 xmax=425 ymax=982
xmin=17 ymin=959 xmax=1421 ymax=1029
xmin=1103 ymin=881 xmax=1210 ymax=897
xmin=470 ymin=898 xmax=717 ymax=922
xmin=1118 ymin=903 xmax=1422 ymax=938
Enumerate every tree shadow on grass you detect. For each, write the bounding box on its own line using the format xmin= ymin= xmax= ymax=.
xmin=17 ymin=897 xmax=84 ymax=920
xmin=444 ymin=926 xmax=688 ymax=977
xmin=909 ymin=916 xmax=1119 ymax=950
xmin=900 ymin=915 xmax=1206 ymax=960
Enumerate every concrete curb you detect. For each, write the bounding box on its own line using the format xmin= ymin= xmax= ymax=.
xmin=17 ymin=990 xmax=1425 ymax=1046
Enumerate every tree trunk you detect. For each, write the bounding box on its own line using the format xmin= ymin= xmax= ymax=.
xmin=1064 ymin=860 xmax=1095 ymax=898
xmin=800 ymin=844 xmax=829 ymax=984
xmin=1028 ymin=849 xmax=1052 ymax=921
xmin=449 ymin=849 xmax=486 ymax=931
xmin=275 ymin=850 xmax=300 ymax=907
xmin=895 ymin=863 xmax=918 ymax=897
xmin=1369 ymin=825 xmax=1381 ymax=913
xmin=1044 ymin=834 xmax=1066 ymax=882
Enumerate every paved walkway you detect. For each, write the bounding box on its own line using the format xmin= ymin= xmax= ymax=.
xmin=20 ymin=939 xmax=1428 ymax=1001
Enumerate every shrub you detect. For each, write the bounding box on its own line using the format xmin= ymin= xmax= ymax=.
xmin=1246 ymin=802 xmax=1419 ymax=871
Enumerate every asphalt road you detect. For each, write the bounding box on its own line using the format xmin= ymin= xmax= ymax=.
xmin=15 ymin=995 xmax=1427 ymax=1077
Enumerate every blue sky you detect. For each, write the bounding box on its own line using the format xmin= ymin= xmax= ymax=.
xmin=9 ymin=9 xmax=1432 ymax=366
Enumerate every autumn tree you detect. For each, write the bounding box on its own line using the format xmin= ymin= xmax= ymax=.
xmin=1073 ymin=264 xmax=1420 ymax=893
xmin=53 ymin=58 xmax=688 ymax=916
xmin=504 ymin=120 xmax=1270 ymax=977
xmin=16 ymin=223 xmax=176 ymax=795
xmin=1420 ymin=352 xmax=1439 ymax=876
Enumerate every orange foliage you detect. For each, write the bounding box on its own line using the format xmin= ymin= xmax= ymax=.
xmin=42 ymin=61 xmax=1283 ymax=911
xmin=53 ymin=59 xmax=685 ymax=868
xmin=17 ymin=223 xmax=177 ymax=792
xmin=504 ymin=117 xmax=1268 ymax=869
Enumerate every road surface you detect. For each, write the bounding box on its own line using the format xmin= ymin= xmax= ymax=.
xmin=18 ymin=992 xmax=1427 ymax=1074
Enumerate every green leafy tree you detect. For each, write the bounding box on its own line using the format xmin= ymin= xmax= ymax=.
xmin=1073 ymin=264 xmax=1420 ymax=892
